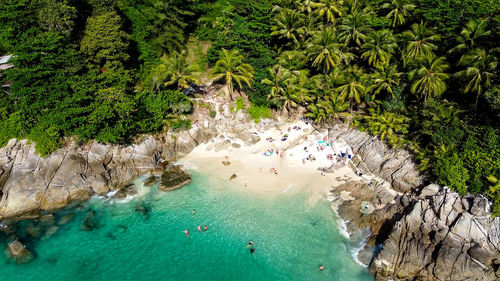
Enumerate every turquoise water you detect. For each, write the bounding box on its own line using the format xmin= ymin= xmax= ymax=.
xmin=0 ymin=171 xmax=373 ymax=281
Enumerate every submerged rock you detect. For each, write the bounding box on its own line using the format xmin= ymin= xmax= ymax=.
xmin=6 ymin=240 xmax=34 ymax=264
xmin=158 ymin=166 xmax=192 ymax=192
xmin=25 ymin=222 xmax=42 ymax=238
xmin=222 ymin=160 xmax=231 ymax=166
xmin=135 ymin=204 xmax=151 ymax=219
xmin=42 ymin=226 xmax=59 ymax=240
xmin=229 ymin=174 xmax=237 ymax=181
xmin=81 ymin=210 xmax=98 ymax=231
xmin=57 ymin=213 xmax=74 ymax=225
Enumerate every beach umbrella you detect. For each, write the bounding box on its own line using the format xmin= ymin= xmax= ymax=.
xmin=360 ymin=201 xmax=375 ymax=215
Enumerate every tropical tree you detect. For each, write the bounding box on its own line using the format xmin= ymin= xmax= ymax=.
xmin=148 ymin=50 xmax=200 ymax=91
xmin=337 ymin=66 xmax=367 ymax=112
xmin=454 ymin=48 xmax=498 ymax=107
xmin=448 ymin=19 xmax=491 ymax=57
xmin=338 ymin=7 xmax=373 ymax=49
xmin=211 ymin=49 xmax=255 ymax=100
xmin=409 ymin=55 xmax=450 ymax=103
xmin=381 ymin=0 xmax=415 ymax=28
xmin=262 ymin=64 xmax=293 ymax=100
xmin=307 ymin=27 xmax=353 ymax=73
xmin=364 ymin=107 xmax=409 ymax=146
xmin=401 ymin=22 xmax=440 ymax=66
xmin=271 ymin=10 xmax=305 ymax=48
xmin=368 ymin=63 xmax=402 ymax=100
xmin=306 ymin=93 xmax=350 ymax=123
xmin=486 ymin=175 xmax=500 ymax=216
xmin=313 ymin=0 xmax=344 ymax=24
xmin=38 ymin=0 xmax=77 ymax=37
xmin=361 ymin=29 xmax=398 ymax=68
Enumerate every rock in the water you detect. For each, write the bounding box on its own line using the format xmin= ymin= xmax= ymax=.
xmin=6 ymin=240 xmax=34 ymax=264
xmin=222 ymin=161 xmax=231 ymax=166
xmin=113 ymin=184 xmax=138 ymax=199
xmin=81 ymin=210 xmax=98 ymax=231
xmin=57 ymin=213 xmax=74 ymax=225
xmin=158 ymin=166 xmax=192 ymax=192
xmin=135 ymin=204 xmax=151 ymax=219
xmin=229 ymin=174 xmax=237 ymax=181
xmin=25 ymin=222 xmax=41 ymax=238
xmin=143 ymin=175 xmax=157 ymax=186
xmin=42 ymin=226 xmax=59 ymax=240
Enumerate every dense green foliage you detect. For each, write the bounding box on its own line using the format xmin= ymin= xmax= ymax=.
xmin=0 ymin=0 xmax=499 ymax=214
xmin=259 ymin=0 xmax=500 ymax=214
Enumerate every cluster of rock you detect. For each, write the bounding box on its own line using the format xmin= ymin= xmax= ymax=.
xmin=329 ymin=127 xmax=500 ymax=280
xmin=0 ymin=101 xmax=274 ymax=221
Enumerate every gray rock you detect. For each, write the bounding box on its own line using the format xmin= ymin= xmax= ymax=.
xmin=158 ymin=166 xmax=192 ymax=192
xmin=6 ymin=240 xmax=34 ymax=264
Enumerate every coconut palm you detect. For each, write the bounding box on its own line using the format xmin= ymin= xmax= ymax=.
xmin=306 ymin=93 xmax=350 ymax=123
xmin=272 ymin=0 xmax=300 ymax=13
xmin=454 ymin=48 xmax=498 ymax=107
xmin=337 ymin=66 xmax=367 ymax=112
xmin=409 ymin=55 xmax=449 ymax=103
xmin=277 ymin=50 xmax=308 ymax=70
xmin=368 ymin=63 xmax=402 ymax=100
xmin=271 ymin=10 xmax=305 ymax=47
xmin=361 ymin=29 xmax=398 ymax=68
xmin=307 ymin=27 xmax=354 ymax=73
xmin=211 ymin=49 xmax=255 ymax=100
xmin=313 ymin=0 xmax=344 ymax=24
xmin=364 ymin=107 xmax=409 ymax=146
xmin=148 ymin=50 xmax=200 ymax=91
xmin=338 ymin=7 xmax=373 ymax=48
xmin=262 ymin=64 xmax=293 ymax=100
xmin=381 ymin=0 xmax=415 ymax=28
xmin=401 ymin=22 xmax=440 ymax=66
xmin=448 ymin=19 xmax=491 ymax=57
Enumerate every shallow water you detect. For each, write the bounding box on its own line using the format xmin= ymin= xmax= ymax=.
xmin=0 ymin=171 xmax=373 ymax=281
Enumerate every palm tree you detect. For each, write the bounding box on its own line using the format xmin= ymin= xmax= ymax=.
xmin=307 ymin=27 xmax=353 ymax=73
xmin=148 ymin=50 xmax=200 ymax=91
xmin=364 ymin=107 xmax=409 ymax=146
xmin=454 ymin=48 xmax=498 ymax=107
xmin=361 ymin=29 xmax=398 ymax=68
xmin=338 ymin=7 xmax=373 ymax=49
xmin=448 ymin=19 xmax=491 ymax=57
xmin=401 ymin=22 xmax=440 ymax=66
xmin=306 ymin=93 xmax=350 ymax=123
xmin=271 ymin=10 xmax=305 ymax=47
xmin=313 ymin=0 xmax=344 ymax=24
xmin=262 ymin=64 xmax=293 ymax=100
xmin=337 ymin=66 xmax=367 ymax=112
xmin=409 ymin=55 xmax=449 ymax=103
xmin=211 ymin=49 xmax=255 ymax=100
xmin=381 ymin=0 xmax=415 ymax=28
xmin=277 ymin=50 xmax=308 ymax=70
xmin=272 ymin=0 xmax=300 ymax=13
xmin=368 ymin=63 xmax=402 ymax=100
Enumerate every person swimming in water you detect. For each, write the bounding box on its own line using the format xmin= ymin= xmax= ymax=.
xmin=184 ymin=229 xmax=190 ymax=237
xmin=246 ymin=241 xmax=254 ymax=248
xmin=192 ymin=210 xmax=196 ymax=214
xmin=319 ymin=265 xmax=324 ymax=271
xmin=250 ymin=248 xmax=255 ymax=254
xmin=204 ymin=225 xmax=208 ymax=231
xmin=197 ymin=225 xmax=201 ymax=231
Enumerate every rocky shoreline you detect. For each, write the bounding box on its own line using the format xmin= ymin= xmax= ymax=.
xmin=0 ymin=99 xmax=498 ymax=279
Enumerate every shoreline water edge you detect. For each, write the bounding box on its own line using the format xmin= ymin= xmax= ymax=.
xmin=0 ymin=97 xmax=498 ymax=280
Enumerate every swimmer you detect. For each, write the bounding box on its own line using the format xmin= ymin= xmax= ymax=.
xmin=197 ymin=225 xmax=201 ymax=231
xmin=319 ymin=265 xmax=324 ymax=271
xmin=246 ymin=241 xmax=254 ymax=248
xmin=204 ymin=225 xmax=208 ymax=231
xmin=184 ymin=229 xmax=190 ymax=237
xmin=192 ymin=210 xmax=196 ymax=214
xmin=250 ymin=248 xmax=255 ymax=254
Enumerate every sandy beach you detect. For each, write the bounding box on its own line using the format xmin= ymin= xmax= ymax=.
xmin=180 ymin=119 xmax=360 ymax=205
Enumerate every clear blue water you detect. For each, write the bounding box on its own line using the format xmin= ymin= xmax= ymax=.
xmin=0 ymin=171 xmax=373 ymax=281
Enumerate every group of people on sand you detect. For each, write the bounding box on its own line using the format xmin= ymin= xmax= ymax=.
xmin=183 ymin=210 xmax=209 ymax=238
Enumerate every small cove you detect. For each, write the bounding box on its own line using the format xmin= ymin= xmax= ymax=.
xmin=0 ymin=171 xmax=373 ymax=281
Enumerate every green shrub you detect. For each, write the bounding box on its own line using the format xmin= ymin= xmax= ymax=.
xmin=247 ymin=103 xmax=272 ymax=123
xmin=235 ymin=97 xmax=245 ymax=111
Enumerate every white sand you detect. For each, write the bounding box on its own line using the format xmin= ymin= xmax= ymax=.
xmin=180 ymin=120 xmax=358 ymax=205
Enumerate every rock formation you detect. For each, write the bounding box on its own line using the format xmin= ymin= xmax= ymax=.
xmin=158 ymin=166 xmax=192 ymax=192
xmin=5 ymin=240 xmax=34 ymax=264
xmin=329 ymin=126 xmax=500 ymax=280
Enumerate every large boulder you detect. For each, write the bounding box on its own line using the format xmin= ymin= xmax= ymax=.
xmin=158 ymin=166 xmax=192 ymax=192
xmin=6 ymin=240 xmax=34 ymax=264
